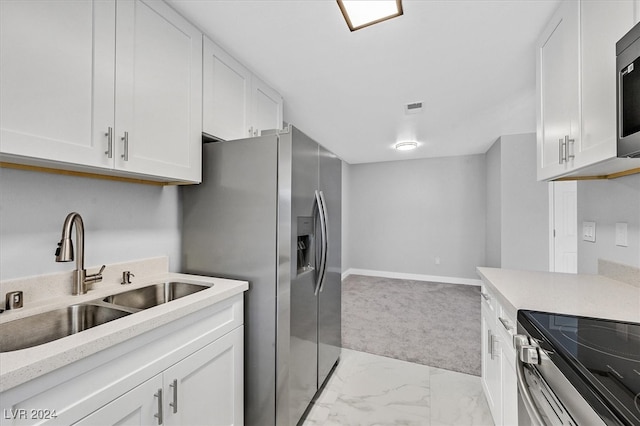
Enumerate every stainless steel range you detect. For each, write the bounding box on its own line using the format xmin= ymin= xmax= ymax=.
xmin=516 ymin=310 xmax=640 ymax=426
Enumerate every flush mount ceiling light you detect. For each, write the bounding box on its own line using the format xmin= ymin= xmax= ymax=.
xmin=394 ymin=141 xmax=418 ymax=151
xmin=337 ymin=0 xmax=403 ymax=32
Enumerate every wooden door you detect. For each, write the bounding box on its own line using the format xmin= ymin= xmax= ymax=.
xmin=551 ymin=181 xmax=577 ymax=273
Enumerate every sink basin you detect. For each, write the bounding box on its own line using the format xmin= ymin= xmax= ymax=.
xmin=103 ymin=282 xmax=209 ymax=310
xmin=0 ymin=304 xmax=131 ymax=352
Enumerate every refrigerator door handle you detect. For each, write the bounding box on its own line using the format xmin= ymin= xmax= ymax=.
xmin=314 ymin=190 xmax=328 ymax=295
xmin=317 ymin=190 xmax=329 ymax=293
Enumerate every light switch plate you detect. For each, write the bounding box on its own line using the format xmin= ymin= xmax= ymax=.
xmin=615 ymin=223 xmax=628 ymax=247
xmin=583 ymin=221 xmax=596 ymax=242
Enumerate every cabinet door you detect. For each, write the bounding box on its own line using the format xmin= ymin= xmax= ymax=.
xmin=252 ymin=76 xmax=284 ymax=136
xmin=501 ymin=352 xmax=518 ymax=426
xmin=578 ymin=0 xmax=636 ymax=167
xmin=536 ymin=0 xmax=580 ymax=180
xmin=73 ymin=375 xmax=163 ymax=426
xmin=0 ymin=0 xmax=115 ymax=169
xmin=115 ymin=0 xmax=202 ymax=183
xmin=203 ymin=38 xmax=252 ymax=141
xmin=481 ymin=312 xmax=502 ymax=425
xmin=164 ymin=327 xmax=243 ymax=426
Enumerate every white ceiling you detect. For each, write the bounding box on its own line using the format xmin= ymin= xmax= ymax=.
xmin=168 ymin=0 xmax=561 ymax=164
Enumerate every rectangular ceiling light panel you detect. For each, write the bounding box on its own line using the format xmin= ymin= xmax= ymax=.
xmin=338 ymin=0 xmax=403 ymax=31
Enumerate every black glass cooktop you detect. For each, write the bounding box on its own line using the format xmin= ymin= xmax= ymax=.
xmin=519 ymin=310 xmax=640 ymax=426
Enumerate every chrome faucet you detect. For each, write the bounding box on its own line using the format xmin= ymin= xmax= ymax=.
xmin=55 ymin=212 xmax=105 ymax=295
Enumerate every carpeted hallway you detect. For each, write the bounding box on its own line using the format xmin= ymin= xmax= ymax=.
xmin=341 ymin=274 xmax=481 ymax=376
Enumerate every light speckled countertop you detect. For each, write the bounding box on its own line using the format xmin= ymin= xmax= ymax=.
xmin=0 ymin=271 xmax=248 ymax=392
xmin=476 ymin=267 xmax=640 ymax=323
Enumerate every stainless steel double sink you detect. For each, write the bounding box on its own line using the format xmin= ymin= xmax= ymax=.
xmin=0 ymin=282 xmax=209 ymax=353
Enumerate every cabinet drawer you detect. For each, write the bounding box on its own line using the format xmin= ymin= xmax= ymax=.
xmin=480 ymin=285 xmax=497 ymax=319
xmin=496 ymin=305 xmax=517 ymax=359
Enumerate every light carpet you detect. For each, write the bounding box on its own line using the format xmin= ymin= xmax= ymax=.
xmin=341 ymin=274 xmax=481 ymax=376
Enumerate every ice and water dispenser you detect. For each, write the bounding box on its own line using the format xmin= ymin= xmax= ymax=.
xmin=296 ymin=216 xmax=313 ymax=273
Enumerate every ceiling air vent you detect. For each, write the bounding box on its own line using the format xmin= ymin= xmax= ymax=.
xmin=404 ymin=101 xmax=423 ymax=114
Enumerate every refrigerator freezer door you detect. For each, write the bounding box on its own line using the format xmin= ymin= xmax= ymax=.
xmin=317 ymin=146 xmax=342 ymax=387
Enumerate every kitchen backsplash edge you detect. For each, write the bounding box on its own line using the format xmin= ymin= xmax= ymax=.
xmin=0 ymin=256 xmax=169 ymax=307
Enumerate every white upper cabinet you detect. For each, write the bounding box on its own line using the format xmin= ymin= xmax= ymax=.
xmin=578 ymin=0 xmax=635 ymax=167
xmin=0 ymin=0 xmax=202 ymax=183
xmin=536 ymin=0 xmax=580 ymax=181
xmin=537 ymin=0 xmax=640 ymax=181
xmin=252 ymin=75 xmax=284 ymax=137
xmin=114 ymin=0 xmax=202 ymax=183
xmin=0 ymin=0 xmax=115 ymax=169
xmin=203 ymin=38 xmax=252 ymax=141
xmin=203 ymin=37 xmax=283 ymax=141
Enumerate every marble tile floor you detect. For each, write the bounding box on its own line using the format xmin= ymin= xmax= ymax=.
xmin=302 ymin=349 xmax=494 ymax=426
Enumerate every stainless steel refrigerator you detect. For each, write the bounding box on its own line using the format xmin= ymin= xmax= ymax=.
xmin=181 ymin=125 xmax=342 ymax=426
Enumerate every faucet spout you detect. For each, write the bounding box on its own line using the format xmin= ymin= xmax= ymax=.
xmin=55 ymin=212 xmax=104 ymax=295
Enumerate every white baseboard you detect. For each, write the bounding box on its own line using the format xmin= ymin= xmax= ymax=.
xmin=341 ymin=268 xmax=482 ymax=286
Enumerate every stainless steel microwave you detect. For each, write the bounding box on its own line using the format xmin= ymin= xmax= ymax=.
xmin=617 ymin=21 xmax=640 ymax=158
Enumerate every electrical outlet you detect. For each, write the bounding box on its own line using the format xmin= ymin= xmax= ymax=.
xmin=435 ymin=256 xmax=441 ymax=265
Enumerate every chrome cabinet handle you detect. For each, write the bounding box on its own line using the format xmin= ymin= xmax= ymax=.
xmin=499 ymin=316 xmax=514 ymax=332
xmin=105 ymin=127 xmax=113 ymax=158
xmin=489 ymin=333 xmax=498 ymax=360
xmin=169 ymin=379 xmax=178 ymax=414
xmin=566 ymin=135 xmax=575 ymax=160
xmin=558 ymin=138 xmax=566 ymax=164
xmin=487 ymin=330 xmax=492 ymax=355
xmin=154 ymin=388 xmax=163 ymax=425
xmin=121 ymin=131 xmax=129 ymax=161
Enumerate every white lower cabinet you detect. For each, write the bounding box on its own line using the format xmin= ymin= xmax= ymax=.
xmin=0 ymin=294 xmax=243 ymax=426
xmin=73 ymin=375 xmax=163 ymax=426
xmin=74 ymin=328 xmax=243 ymax=426
xmin=481 ymin=288 xmax=502 ymax=423
xmin=481 ymin=285 xmax=518 ymax=426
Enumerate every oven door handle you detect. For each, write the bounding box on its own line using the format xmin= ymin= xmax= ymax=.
xmin=514 ymin=335 xmax=546 ymax=426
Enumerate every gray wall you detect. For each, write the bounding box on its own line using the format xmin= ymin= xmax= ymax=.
xmin=484 ymin=134 xmax=549 ymax=271
xmin=500 ymin=134 xmax=549 ymax=271
xmin=347 ymin=155 xmax=486 ymax=280
xmin=0 ymin=167 xmax=181 ymax=280
xmin=485 ymin=139 xmax=502 ymax=268
xmin=577 ymin=173 xmax=640 ymax=274
xmin=341 ymin=161 xmax=351 ymax=273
